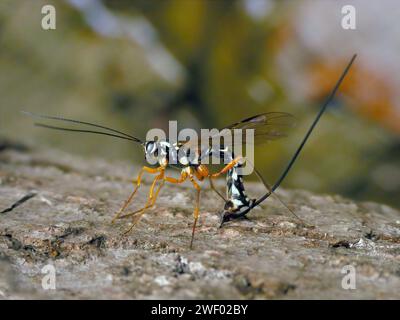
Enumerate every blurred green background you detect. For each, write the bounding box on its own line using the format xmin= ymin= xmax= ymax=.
xmin=1 ymin=0 xmax=399 ymax=208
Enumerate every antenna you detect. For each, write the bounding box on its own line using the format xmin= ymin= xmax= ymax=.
xmin=22 ymin=111 xmax=143 ymax=144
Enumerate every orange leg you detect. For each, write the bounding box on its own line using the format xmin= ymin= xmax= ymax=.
xmin=163 ymin=171 xmax=188 ymax=184
xmin=189 ymin=176 xmax=201 ymax=249
xmin=165 ymin=168 xmax=203 ymax=248
xmin=120 ymin=170 xmax=189 ymax=233
xmin=135 ymin=170 xmax=190 ymax=214
xmin=210 ymin=156 xmax=243 ymax=178
xmin=116 ymin=167 xmax=204 ymax=249
xmin=123 ymin=170 xmax=165 ymax=234
xmin=118 ymin=174 xmax=165 ymax=220
xmin=112 ymin=166 xmax=162 ymax=223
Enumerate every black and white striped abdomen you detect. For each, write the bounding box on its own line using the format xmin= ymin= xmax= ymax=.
xmin=225 ymin=157 xmax=254 ymax=212
xmin=209 ymin=147 xmax=254 ymax=212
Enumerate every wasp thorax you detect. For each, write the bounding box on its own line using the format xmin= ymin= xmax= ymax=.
xmin=178 ymin=146 xmax=198 ymax=166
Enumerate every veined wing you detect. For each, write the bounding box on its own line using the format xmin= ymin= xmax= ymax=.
xmin=182 ymin=112 xmax=296 ymax=150
xmin=223 ymin=112 xmax=296 ymax=143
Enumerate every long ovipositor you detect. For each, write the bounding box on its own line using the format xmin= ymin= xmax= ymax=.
xmin=220 ymin=54 xmax=357 ymax=224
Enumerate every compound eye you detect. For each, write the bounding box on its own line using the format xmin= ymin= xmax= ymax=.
xmin=146 ymin=142 xmax=160 ymax=159
xmin=146 ymin=142 xmax=154 ymax=153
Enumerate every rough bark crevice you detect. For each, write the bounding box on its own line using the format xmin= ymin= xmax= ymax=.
xmin=0 ymin=147 xmax=399 ymax=299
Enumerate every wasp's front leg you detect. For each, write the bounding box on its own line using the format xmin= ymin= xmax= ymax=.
xmin=112 ymin=166 xmax=163 ymax=223
xmin=119 ymin=169 xmax=189 ymax=233
xmin=122 ymin=170 xmax=165 ymax=234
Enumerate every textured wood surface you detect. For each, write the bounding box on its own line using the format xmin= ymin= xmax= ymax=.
xmin=0 ymin=146 xmax=399 ymax=299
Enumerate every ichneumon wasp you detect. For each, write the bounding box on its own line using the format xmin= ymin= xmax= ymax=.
xmin=23 ymin=54 xmax=356 ymax=249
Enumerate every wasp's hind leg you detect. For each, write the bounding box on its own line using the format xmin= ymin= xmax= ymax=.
xmin=112 ymin=166 xmax=162 ymax=223
xmin=210 ymin=156 xmax=243 ymax=179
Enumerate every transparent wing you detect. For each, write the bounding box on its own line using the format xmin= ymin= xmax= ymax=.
xmin=181 ymin=112 xmax=296 ymax=150
xmin=223 ymin=112 xmax=296 ymax=144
